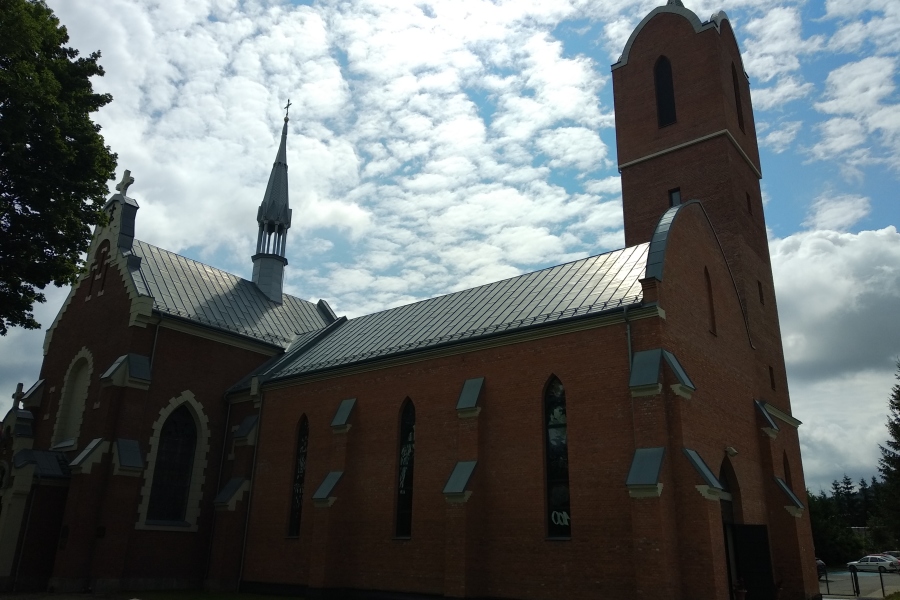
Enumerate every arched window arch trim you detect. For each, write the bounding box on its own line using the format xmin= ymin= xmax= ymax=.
xmin=395 ymin=398 xmax=416 ymax=538
xmin=136 ymin=390 xmax=211 ymax=532
xmin=543 ymin=374 xmax=571 ymax=538
xmin=654 ymin=56 xmax=677 ymax=128
xmin=52 ymin=347 xmax=93 ymax=450
xmin=287 ymin=414 xmax=309 ymax=537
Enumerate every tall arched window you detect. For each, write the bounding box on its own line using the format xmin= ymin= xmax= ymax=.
xmin=544 ymin=376 xmax=571 ymax=537
xmin=655 ymin=56 xmax=677 ymax=127
xmin=287 ymin=415 xmax=309 ymax=536
xmin=705 ymin=267 xmax=717 ymax=336
xmin=396 ymin=400 xmax=416 ymax=537
xmin=732 ymin=63 xmax=745 ymax=132
xmin=54 ymin=353 xmax=91 ymax=447
xmin=147 ymin=404 xmax=197 ymax=522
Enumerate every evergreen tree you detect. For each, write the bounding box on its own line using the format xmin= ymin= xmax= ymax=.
xmin=878 ymin=360 xmax=900 ymax=543
xmin=0 ymin=0 xmax=117 ymax=334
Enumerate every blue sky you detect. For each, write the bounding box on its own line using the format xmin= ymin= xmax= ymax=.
xmin=0 ymin=0 xmax=898 ymax=493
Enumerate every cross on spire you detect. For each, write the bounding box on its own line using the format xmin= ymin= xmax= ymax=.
xmin=284 ymin=99 xmax=292 ymax=121
xmin=115 ymin=169 xmax=135 ymax=196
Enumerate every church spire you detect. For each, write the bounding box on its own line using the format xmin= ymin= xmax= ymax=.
xmin=252 ymin=102 xmax=294 ymax=303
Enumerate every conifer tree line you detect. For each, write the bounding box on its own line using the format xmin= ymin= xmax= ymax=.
xmin=809 ymin=361 xmax=900 ymax=565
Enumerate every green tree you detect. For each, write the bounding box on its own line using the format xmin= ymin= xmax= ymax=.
xmin=878 ymin=360 xmax=900 ymax=542
xmin=0 ymin=0 xmax=116 ymax=335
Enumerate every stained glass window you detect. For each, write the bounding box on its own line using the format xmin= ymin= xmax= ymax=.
xmin=544 ymin=377 xmax=571 ymax=537
xmin=396 ymin=400 xmax=415 ymax=538
xmin=287 ymin=415 xmax=309 ymax=536
xmin=655 ymin=56 xmax=677 ymax=127
xmin=147 ymin=405 xmax=197 ymax=522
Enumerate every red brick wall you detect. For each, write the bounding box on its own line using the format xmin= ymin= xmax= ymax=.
xmin=30 ymin=256 xmax=274 ymax=591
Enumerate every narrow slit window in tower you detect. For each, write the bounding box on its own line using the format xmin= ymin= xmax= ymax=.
xmin=769 ymin=366 xmax=777 ymax=391
xmin=668 ymin=188 xmax=681 ymax=207
xmin=758 ymin=280 xmax=765 ymax=305
xmin=705 ymin=267 xmax=717 ymax=336
xmin=732 ymin=64 xmax=745 ymax=133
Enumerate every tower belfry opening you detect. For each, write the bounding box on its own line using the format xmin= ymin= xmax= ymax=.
xmin=252 ymin=101 xmax=294 ymax=303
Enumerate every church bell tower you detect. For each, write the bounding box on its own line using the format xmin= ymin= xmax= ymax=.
xmin=252 ymin=104 xmax=293 ymax=303
xmin=611 ymin=1 xmax=787 ymax=401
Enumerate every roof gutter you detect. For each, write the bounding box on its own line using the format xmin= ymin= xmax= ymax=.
xmin=263 ymin=299 xmax=656 ymax=390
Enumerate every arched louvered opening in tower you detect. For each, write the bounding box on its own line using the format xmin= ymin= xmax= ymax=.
xmin=654 ymin=56 xmax=677 ymax=127
xmin=256 ymin=221 xmax=288 ymax=257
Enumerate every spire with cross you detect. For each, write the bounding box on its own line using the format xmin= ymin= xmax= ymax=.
xmin=251 ymin=105 xmax=294 ymax=303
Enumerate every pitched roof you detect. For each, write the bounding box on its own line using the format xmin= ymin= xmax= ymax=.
xmin=262 ymin=243 xmax=649 ymax=381
xmin=128 ymin=240 xmax=328 ymax=348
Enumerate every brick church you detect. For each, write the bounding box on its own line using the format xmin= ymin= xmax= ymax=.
xmin=0 ymin=2 xmax=819 ymax=599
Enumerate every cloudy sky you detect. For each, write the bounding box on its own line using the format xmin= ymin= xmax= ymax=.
xmin=1 ymin=0 xmax=898 ymax=493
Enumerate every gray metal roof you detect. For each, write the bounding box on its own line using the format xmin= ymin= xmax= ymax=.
xmin=443 ymin=460 xmax=477 ymax=494
xmin=266 ymin=243 xmax=648 ymax=380
xmin=456 ymin=378 xmax=484 ymax=410
xmin=774 ymin=477 xmax=804 ymax=508
xmin=215 ymin=477 xmax=248 ymax=506
xmin=116 ymin=439 xmax=144 ymax=469
xmin=70 ymin=437 xmax=105 ymax=467
xmin=683 ymin=448 xmax=723 ymax=489
xmin=629 ymin=349 xmax=663 ymax=388
xmin=626 ymin=447 xmax=666 ymax=486
xmin=313 ymin=471 xmax=343 ymax=500
xmin=331 ymin=398 xmax=356 ymax=427
xmin=14 ymin=449 xmax=70 ymax=479
xmin=128 ymin=240 xmax=328 ymax=348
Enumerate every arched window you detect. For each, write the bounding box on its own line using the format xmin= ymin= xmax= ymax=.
xmin=54 ymin=352 xmax=91 ymax=447
xmin=732 ymin=63 xmax=745 ymax=132
xmin=705 ymin=267 xmax=717 ymax=336
xmin=544 ymin=376 xmax=571 ymax=537
xmin=396 ymin=400 xmax=416 ymax=537
xmin=147 ymin=404 xmax=197 ymax=522
xmin=287 ymin=415 xmax=309 ymax=536
xmin=655 ymin=56 xmax=677 ymax=127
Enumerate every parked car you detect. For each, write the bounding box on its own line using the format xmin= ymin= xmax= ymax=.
xmin=847 ymin=555 xmax=900 ymax=572
xmin=883 ymin=551 xmax=900 ymax=559
xmin=817 ymin=558 xmax=827 ymax=579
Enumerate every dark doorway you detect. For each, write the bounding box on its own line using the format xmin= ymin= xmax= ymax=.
xmin=732 ymin=524 xmax=776 ymax=600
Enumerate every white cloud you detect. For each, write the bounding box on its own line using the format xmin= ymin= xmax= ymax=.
xmin=772 ymin=227 xmax=900 ymax=490
xmin=802 ymin=194 xmax=871 ymax=231
xmin=759 ymin=120 xmax=801 ymax=152
xmin=811 ymin=57 xmax=900 ymax=170
xmin=753 ymin=77 xmax=813 ymax=111
xmin=536 ymin=127 xmax=608 ymax=171
xmin=743 ymin=7 xmax=824 ymax=83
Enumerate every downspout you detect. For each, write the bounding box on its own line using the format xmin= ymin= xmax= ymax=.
xmin=149 ymin=319 xmax=161 ymax=374
xmin=624 ymin=305 xmax=637 ymax=449
xmin=13 ymin=474 xmax=38 ymax=592
xmin=204 ymin=396 xmax=232 ymax=587
xmin=237 ymin=383 xmax=264 ymax=589
xmin=624 ymin=305 xmax=633 ymax=371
